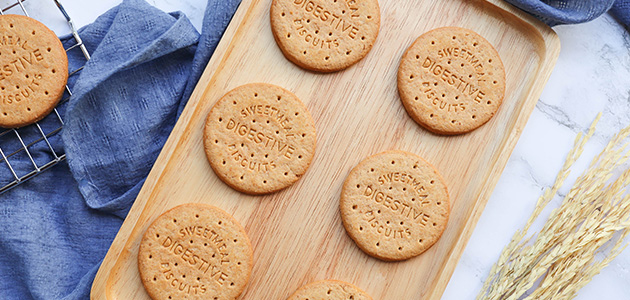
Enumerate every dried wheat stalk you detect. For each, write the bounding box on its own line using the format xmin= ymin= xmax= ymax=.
xmin=477 ymin=113 xmax=630 ymax=300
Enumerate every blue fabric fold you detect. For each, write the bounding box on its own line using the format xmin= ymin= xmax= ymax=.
xmin=612 ymin=0 xmax=630 ymax=27
xmin=505 ymin=0 xmax=630 ymax=27
xmin=0 ymin=0 xmax=240 ymax=299
xmin=62 ymin=0 xmax=200 ymax=218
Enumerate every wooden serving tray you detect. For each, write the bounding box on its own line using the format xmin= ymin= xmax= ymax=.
xmin=91 ymin=0 xmax=559 ymax=299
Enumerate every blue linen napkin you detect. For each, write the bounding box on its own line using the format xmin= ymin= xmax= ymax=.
xmin=505 ymin=0 xmax=630 ymax=27
xmin=0 ymin=0 xmax=239 ymax=299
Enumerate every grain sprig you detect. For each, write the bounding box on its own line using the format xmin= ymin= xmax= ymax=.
xmin=477 ymin=113 xmax=630 ymax=300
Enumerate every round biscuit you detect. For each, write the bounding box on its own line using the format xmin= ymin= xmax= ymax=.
xmin=270 ymin=0 xmax=380 ymax=72
xmin=340 ymin=150 xmax=450 ymax=261
xmin=203 ymin=83 xmax=317 ymax=195
xmin=138 ymin=203 xmax=253 ymax=300
xmin=0 ymin=15 xmax=68 ymax=128
xmin=398 ymin=27 xmax=505 ymax=135
xmin=287 ymin=280 xmax=372 ymax=300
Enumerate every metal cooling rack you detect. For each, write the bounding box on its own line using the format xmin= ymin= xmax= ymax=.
xmin=0 ymin=0 xmax=90 ymax=194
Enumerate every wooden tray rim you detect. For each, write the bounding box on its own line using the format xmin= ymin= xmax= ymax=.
xmin=91 ymin=0 xmax=560 ymax=299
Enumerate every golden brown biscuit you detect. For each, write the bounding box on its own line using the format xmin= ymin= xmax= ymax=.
xmin=0 ymin=15 xmax=68 ymax=128
xmin=270 ymin=0 xmax=381 ymax=72
xmin=138 ymin=204 xmax=253 ymax=300
xmin=288 ymin=280 xmax=372 ymax=300
xmin=398 ymin=27 xmax=505 ymax=135
xmin=340 ymin=150 xmax=450 ymax=261
xmin=204 ymin=83 xmax=317 ymax=195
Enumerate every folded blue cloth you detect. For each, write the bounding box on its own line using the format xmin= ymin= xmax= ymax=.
xmin=0 ymin=0 xmax=239 ymax=299
xmin=505 ymin=0 xmax=630 ymax=27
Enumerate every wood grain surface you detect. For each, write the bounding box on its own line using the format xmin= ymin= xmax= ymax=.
xmin=91 ymin=0 xmax=560 ymax=299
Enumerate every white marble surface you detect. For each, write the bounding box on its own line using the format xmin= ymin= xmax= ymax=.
xmin=16 ymin=0 xmax=630 ymax=299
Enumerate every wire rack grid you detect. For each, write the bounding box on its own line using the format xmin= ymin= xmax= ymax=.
xmin=0 ymin=0 xmax=90 ymax=194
